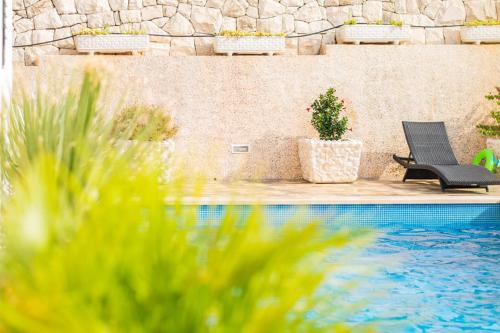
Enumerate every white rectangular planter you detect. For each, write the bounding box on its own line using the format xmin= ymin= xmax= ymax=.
xmin=337 ymin=25 xmax=410 ymax=45
xmin=214 ymin=36 xmax=285 ymax=56
xmin=75 ymin=34 xmax=150 ymax=55
xmin=487 ymin=138 xmax=500 ymax=157
xmin=117 ymin=140 xmax=175 ymax=182
xmin=298 ymin=138 xmax=363 ymax=183
xmin=460 ymin=26 xmax=500 ymax=44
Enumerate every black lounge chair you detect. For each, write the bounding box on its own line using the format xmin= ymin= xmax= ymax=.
xmin=393 ymin=121 xmax=500 ymax=192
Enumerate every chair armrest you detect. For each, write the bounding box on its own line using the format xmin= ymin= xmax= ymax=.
xmin=393 ymin=154 xmax=414 ymax=168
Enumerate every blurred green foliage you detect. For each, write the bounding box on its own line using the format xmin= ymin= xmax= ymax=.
xmin=0 ymin=68 xmax=374 ymax=332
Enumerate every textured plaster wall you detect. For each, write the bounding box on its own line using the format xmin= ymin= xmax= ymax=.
xmin=13 ymin=45 xmax=500 ymax=180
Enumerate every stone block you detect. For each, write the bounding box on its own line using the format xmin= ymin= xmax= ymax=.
xmin=195 ymin=37 xmax=215 ymax=54
xmin=425 ymin=27 xmax=444 ymax=43
xmin=298 ymin=34 xmax=322 ymax=54
xmin=33 ymin=8 xmax=63 ymax=29
xmin=163 ymin=13 xmax=195 ymax=34
xmin=14 ymin=18 xmax=34 ymax=33
xmin=120 ymin=9 xmax=142 ymax=23
xmin=444 ymin=27 xmax=461 ymax=43
xmin=435 ymin=0 xmax=466 ymax=24
xmin=53 ymin=0 xmax=77 ymax=14
xmin=75 ymin=0 xmax=111 ymax=14
xmin=170 ymin=37 xmax=196 ymax=55
xmin=109 ymin=0 xmax=129 ymax=10
xmin=363 ymin=1 xmax=383 ymax=21
xmin=257 ymin=16 xmax=283 ymax=32
xmin=222 ymin=0 xmax=248 ymax=17
xmin=191 ymin=6 xmax=222 ymax=33
xmin=295 ymin=2 xmax=323 ymax=22
xmin=409 ymin=27 xmax=425 ymax=43
xmin=237 ymin=16 xmax=258 ymax=31
xmin=87 ymin=11 xmax=116 ymax=28
xmin=259 ymin=0 xmax=285 ymax=18
xmin=32 ymin=29 xmax=54 ymax=44
xmin=464 ymin=0 xmax=497 ymax=21
xmin=142 ymin=5 xmax=164 ymax=20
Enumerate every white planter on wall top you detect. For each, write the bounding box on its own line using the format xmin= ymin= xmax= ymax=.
xmin=337 ymin=24 xmax=410 ymax=45
xmin=214 ymin=36 xmax=285 ymax=56
xmin=460 ymin=26 xmax=500 ymax=44
xmin=75 ymin=35 xmax=150 ymax=55
xmin=298 ymin=138 xmax=363 ymax=183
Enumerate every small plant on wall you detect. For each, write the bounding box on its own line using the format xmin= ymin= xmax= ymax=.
xmin=112 ymin=104 xmax=178 ymax=141
xmin=113 ymin=104 xmax=178 ymax=182
xmin=310 ymin=88 xmax=349 ymax=141
xmin=477 ymin=87 xmax=500 ymax=137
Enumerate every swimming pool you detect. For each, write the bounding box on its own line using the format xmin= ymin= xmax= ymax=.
xmin=197 ymin=204 xmax=500 ymax=332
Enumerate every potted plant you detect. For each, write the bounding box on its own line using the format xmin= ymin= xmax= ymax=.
xmin=461 ymin=20 xmax=500 ymax=44
xmin=113 ymin=104 xmax=178 ymax=182
xmin=477 ymin=87 xmax=500 ymax=155
xmin=298 ymin=88 xmax=362 ymax=183
xmin=75 ymin=27 xmax=150 ymax=55
xmin=337 ymin=19 xmax=410 ymax=45
xmin=214 ymin=30 xmax=285 ymax=56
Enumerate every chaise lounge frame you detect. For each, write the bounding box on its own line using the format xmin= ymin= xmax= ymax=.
xmin=393 ymin=121 xmax=500 ymax=192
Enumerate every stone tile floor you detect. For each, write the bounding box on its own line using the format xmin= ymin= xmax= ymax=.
xmin=177 ymin=180 xmax=500 ymax=204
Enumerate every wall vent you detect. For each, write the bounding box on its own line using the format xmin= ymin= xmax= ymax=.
xmin=231 ymin=144 xmax=250 ymax=154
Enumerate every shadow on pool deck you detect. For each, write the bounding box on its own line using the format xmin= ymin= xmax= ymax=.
xmin=176 ymin=180 xmax=500 ymax=205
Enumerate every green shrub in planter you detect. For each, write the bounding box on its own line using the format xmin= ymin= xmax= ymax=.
xmin=310 ymin=88 xmax=349 ymax=141
xmin=477 ymin=87 xmax=500 ymax=137
xmin=112 ymin=104 xmax=178 ymax=141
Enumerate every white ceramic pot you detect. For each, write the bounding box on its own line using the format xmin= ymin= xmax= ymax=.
xmin=486 ymin=138 xmax=500 ymax=157
xmin=460 ymin=26 xmax=500 ymax=44
xmin=298 ymin=138 xmax=363 ymax=183
xmin=117 ymin=139 xmax=175 ymax=182
xmin=75 ymin=34 xmax=150 ymax=55
xmin=337 ymin=24 xmax=410 ymax=45
xmin=214 ymin=36 xmax=285 ymax=56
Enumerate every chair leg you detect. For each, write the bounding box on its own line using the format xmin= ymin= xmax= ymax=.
xmin=439 ymin=179 xmax=447 ymax=192
xmin=402 ymin=169 xmax=409 ymax=182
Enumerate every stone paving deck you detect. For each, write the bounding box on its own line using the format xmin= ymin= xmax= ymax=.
xmin=179 ymin=180 xmax=500 ymax=205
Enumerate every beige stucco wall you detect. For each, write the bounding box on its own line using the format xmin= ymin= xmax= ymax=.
xmin=13 ymin=45 xmax=500 ymax=180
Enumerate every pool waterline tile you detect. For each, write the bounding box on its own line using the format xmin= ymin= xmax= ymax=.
xmin=193 ymin=204 xmax=500 ymax=226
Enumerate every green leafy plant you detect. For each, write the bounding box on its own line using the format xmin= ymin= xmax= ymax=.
xmin=343 ymin=19 xmax=404 ymax=26
xmin=310 ymin=88 xmax=349 ymax=141
xmin=389 ymin=20 xmax=404 ymax=27
xmin=464 ymin=19 xmax=500 ymax=26
xmin=112 ymin=104 xmax=178 ymax=141
xmin=0 ymin=69 xmax=375 ymax=333
xmin=77 ymin=26 xmax=110 ymax=35
xmin=218 ymin=30 xmax=286 ymax=37
xmin=122 ymin=29 xmax=147 ymax=35
xmin=77 ymin=26 xmax=146 ymax=36
xmin=477 ymin=87 xmax=500 ymax=137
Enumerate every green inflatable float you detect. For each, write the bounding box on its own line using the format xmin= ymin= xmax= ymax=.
xmin=472 ymin=149 xmax=500 ymax=173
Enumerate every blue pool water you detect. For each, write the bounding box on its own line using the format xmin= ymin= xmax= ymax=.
xmin=332 ymin=226 xmax=500 ymax=332
xmin=196 ymin=204 xmax=500 ymax=332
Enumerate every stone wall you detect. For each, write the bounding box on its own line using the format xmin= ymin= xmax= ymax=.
xmin=11 ymin=0 xmax=500 ymax=62
xmin=14 ymin=45 xmax=500 ymax=181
